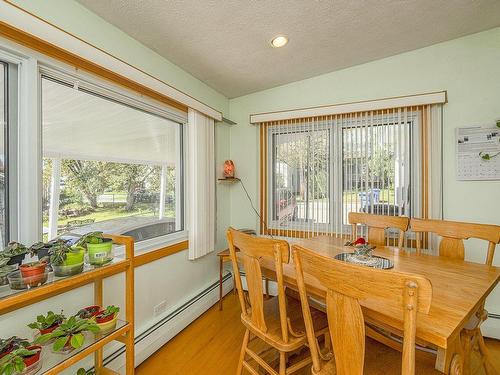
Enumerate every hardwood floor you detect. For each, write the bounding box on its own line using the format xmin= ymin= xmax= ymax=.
xmin=136 ymin=293 xmax=500 ymax=374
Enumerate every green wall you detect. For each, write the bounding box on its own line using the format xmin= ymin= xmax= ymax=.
xmin=228 ymin=27 xmax=500 ymax=335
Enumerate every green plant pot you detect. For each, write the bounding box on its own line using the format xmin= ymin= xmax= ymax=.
xmin=87 ymin=240 xmax=113 ymax=266
xmin=63 ymin=249 xmax=85 ymax=266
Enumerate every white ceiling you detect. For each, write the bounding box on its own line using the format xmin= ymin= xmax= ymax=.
xmin=77 ymin=0 xmax=500 ymax=98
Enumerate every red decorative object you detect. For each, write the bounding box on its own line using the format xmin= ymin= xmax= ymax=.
xmin=353 ymin=237 xmax=366 ymax=245
xmin=223 ymin=160 xmax=235 ymax=178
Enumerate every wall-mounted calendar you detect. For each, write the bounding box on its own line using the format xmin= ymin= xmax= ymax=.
xmin=456 ymin=126 xmax=500 ymax=181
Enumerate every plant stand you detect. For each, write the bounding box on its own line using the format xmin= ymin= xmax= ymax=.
xmin=0 ymin=234 xmax=135 ymax=375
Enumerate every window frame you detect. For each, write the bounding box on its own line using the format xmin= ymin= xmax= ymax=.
xmin=39 ymin=68 xmax=187 ymax=246
xmin=261 ymin=111 xmax=424 ymax=238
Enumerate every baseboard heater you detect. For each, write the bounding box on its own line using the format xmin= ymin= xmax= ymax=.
xmin=96 ymin=272 xmax=233 ymax=368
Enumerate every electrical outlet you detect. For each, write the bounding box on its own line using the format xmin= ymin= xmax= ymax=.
xmin=154 ymin=300 xmax=167 ymax=316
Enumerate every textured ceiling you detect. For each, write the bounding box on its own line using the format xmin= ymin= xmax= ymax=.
xmin=76 ymin=0 xmax=500 ymax=98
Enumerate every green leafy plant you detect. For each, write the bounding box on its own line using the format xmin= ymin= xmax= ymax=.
xmin=0 ymin=337 xmax=29 ymax=356
xmin=35 ymin=316 xmax=100 ymax=352
xmin=1 ymin=242 xmax=28 ymax=258
xmin=0 ymin=347 xmax=40 ymax=375
xmin=97 ymin=306 xmax=119 ymax=319
xmin=48 ymin=242 xmax=81 ymax=266
xmin=75 ymin=232 xmax=105 ymax=249
xmin=28 ymin=311 xmax=65 ymax=331
xmin=77 ymin=368 xmax=95 ymax=375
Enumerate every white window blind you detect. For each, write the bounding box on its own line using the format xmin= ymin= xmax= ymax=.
xmin=262 ymin=105 xmax=443 ymax=242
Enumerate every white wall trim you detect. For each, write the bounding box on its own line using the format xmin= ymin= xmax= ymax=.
xmin=250 ymin=91 xmax=447 ymax=123
xmin=0 ymin=1 xmax=223 ymax=121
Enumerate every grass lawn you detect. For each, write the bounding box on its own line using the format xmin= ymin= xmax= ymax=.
xmin=43 ymin=204 xmax=175 ymax=229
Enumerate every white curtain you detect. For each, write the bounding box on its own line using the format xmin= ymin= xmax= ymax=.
xmin=187 ymin=109 xmax=215 ymax=260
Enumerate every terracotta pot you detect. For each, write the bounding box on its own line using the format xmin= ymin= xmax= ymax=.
xmin=79 ymin=305 xmax=101 ymax=319
xmin=96 ymin=311 xmax=115 ymax=324
xmin=20 ymin=262 xmax=47 ymax=287
xmin=23 ymin=346 xmax=41 ymax=367
xmin=39 ymin=323 xmax=60 ymax=335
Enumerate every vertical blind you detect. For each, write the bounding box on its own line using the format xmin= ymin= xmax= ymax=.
xmin=261 ymin=104 xmax=443 ymax=244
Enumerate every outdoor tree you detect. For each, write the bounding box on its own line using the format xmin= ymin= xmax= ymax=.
xmin=108 ymin=163 xmax=160 ymax=211
xmin=61 ymin=160 xmax=110 ymax=208
xmin=367 ymin=148 xmax=395 ymax=187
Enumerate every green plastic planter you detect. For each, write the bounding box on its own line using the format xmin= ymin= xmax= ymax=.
xmin=87 ymin=239 xmax=113 ymax=265
xmin=64 ymin=249 xmax=85 ymax=265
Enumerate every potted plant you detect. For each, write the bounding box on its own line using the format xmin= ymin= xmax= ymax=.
xmin=0 ymin=346 xmax=42 ymax=375
xmin=28 ymin=311 xmax=66 ymax=335
xmin=77 ymin=368 xmax=95 ymax=375
xmin=0 ymin=243 xmax=28 ymax=266
xmin=95 ymin=306 xmax=119 ymax=332
xmin=29 ymin=239 xmax=71 ymax=262
xmin=76 ymin=306 xmax=101 ymax=320
xmin=19 ymin=260 xmax=48 ymax=288
xmin=49 ymin=242 xmax=85 ymax=277
xmin=35 ymin=316 xmax=100 ymax=353
xmin=76 ymin=232 xmax=113 ymax=266
xmin=0 ymin=337 xmax=29 ymax=359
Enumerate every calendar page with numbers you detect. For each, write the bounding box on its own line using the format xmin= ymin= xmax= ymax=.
xmin=456 ymin=127 xmax=500 ymax=181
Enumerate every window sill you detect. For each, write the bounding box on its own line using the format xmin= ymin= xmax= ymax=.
xmin=114 ymin=231 xmax=189 ymax=266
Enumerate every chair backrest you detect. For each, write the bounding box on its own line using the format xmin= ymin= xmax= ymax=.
xmin=410 ymin=218 xmax=500 ymax=265
xmin=348 ymin=212 xmax=410 ymax=249
xmin=226 ymin=227 xmax=291 ymax=342
xmin=292 ymin=244 xmax=432 ymax=375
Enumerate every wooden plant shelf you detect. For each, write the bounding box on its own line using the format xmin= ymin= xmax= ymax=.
xmin=0 ymin=234 xmax=135 ymax=375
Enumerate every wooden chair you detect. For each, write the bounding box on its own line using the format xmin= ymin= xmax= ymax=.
xmin=411 ymin=218 xmax=500 ymax=374
xmin=292 ymin=244 xmax=434 ymax=375
xmin=348 ymin=212 xmax=410 ymax=249
xmin=227 ymin=228 xmax=330 ymax=375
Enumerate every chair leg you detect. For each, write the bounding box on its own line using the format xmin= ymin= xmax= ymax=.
xmin=279 ymin=351 xmax=286 ymax=375
xmin=237 ymin=329 xmax=250 ymax=375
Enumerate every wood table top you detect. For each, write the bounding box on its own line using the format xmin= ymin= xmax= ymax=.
xmin=259 ymin=236 xmax=500 ymax=349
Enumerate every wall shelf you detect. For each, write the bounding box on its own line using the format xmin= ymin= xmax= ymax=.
xmin=217 ymin=177 xmax=240 ymax=184
xmin=0 ymin=234 xmax=135 ymax=375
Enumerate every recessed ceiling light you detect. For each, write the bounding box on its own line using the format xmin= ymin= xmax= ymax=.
xmin=271 ymin=35 xmax=288 ymax=48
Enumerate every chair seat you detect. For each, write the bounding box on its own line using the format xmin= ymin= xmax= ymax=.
xmin=241 ymin=294 xmax=329 ymax=352
xmin=314 ymin=337 xmax=440 ymax=374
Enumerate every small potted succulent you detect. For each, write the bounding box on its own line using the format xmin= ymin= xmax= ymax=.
xmin=28 ymin=311 xmax=66 ymax=335
xmin=0 ymin=337 xmax=29 ymax=359
xmin=49 ymin=242 xmax=85 ymax=277
xmin=95 ymin=306 xmax=119 ymax=332
xmin=76 ymin=306 xmax=101 ymax=320
xmin=76 ymin=232 xmax=113 ymax=266
xmin=19 ymin=259 xmax=48 ymax=288
xmin=0 ymin=242 xmax=28 ymax=266
xmin=0 ymin=346 xmax=42 ymax=375
xmin=35 ymin=316 xmax=100 ymax=354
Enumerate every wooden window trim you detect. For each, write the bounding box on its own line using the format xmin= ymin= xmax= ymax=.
xmin=134 ymin=240 xmax=189 ymax=267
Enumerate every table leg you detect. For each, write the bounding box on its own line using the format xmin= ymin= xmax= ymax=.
xmin=436 ymin=336 xmax=464 ymax=375
xmin=219 ymin=256 xmax=223 ymax=310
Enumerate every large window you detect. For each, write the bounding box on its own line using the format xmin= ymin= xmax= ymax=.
xmin=264 ymin=109 xmax=423 ymax=237
xmin=41 ymin=76 xmax=183 ymax=242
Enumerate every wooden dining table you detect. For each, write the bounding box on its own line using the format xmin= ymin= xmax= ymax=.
xmin=253 ymin=236 xmax=500 ymax=375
